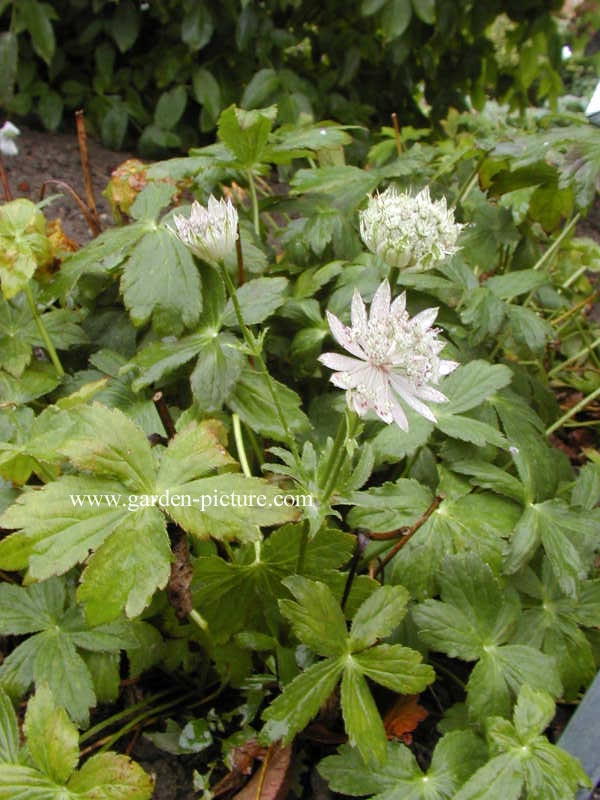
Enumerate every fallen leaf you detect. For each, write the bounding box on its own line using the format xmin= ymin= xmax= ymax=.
xmin=233 ymin=742 xmax=293 ymax=800
xmin=383 ymin=694 xmax=428 ymax=744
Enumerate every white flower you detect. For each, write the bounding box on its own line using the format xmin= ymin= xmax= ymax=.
xmin=319 ymin=280 xmax=458 ymax=429
xmin=359 ymin=185 xmax=462 ymax=271
xmin=0 ymin=121 xmax=20 ymax=157
xmin=169 ymin=195 xmax=238 ymax=262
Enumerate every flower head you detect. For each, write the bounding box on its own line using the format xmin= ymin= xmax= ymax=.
xmin=0 ymin=122 xmax=20 ymax=158
xmin=319 ymin=280 xmax=458 ymax=429
xmin=169 ymin=195 xmax=238 ymax=262
xmin=359 ymin=185 xmax=462 ymax=271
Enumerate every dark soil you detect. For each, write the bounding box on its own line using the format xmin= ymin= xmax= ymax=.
xmin=2 ymin=124 xmax=133 ymax=244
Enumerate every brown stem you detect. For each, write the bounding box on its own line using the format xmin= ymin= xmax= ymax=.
xmin=39 ymin=178 xmax=100 ymax=237
xmin=75 ymin=109 xmax=101 ymax=236
xmin=391 ymin=112 xmax=402 ymax=156
xmin=153 ymin=391 xmax=177 ymax=439
xmin=373 ymin=496 xmax=443 ymax=578
xmin=0 ymin=158 xmax=12 ymax=201
xmin=166 ymin=525 xmax=193 ymax=620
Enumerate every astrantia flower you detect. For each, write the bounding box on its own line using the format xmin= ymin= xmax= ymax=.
xmin=169 ymin=195 xmax=238 ymax=262
xmin=0 ymin=122 xmax=20 ymax=157
xmin=359 ymin=185 xmax=462 ymax=271
xmin=319 ymin=280 xmax=458 ymax=429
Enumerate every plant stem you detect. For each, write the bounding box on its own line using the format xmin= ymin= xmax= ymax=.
xmin=0 ymin=158 xmax=12 ymax=201
xmin=373 ymin=496 xmax=442 ymax=578
xmin=80 ymin=689 xmax=177 ymax=744
xmin=548 ymin=336 xmax=600 ymax=378
xmin=391 ymin=112 xmax=402 ymax=156
xmin=153 ymin=391 xmax=176 ymax=438
xmin=546 ymin=385 xmax=600 ymax=436
xmin=189 ymin=608 xmax=209 ymax=632
xmin=320 ymin=411 xmax=359 ymax=505
xmin=75 ymin=109 xmax=101 ymax=236
xmin=24 ymin=283 xmax=64 ymax=377
xmin=233 ymin=412 xmax=252 ymax=477
xmin=219 ymin=263 xmax=301 ymax=466
xmin=247 ymin=170 xmax=260 ymax=236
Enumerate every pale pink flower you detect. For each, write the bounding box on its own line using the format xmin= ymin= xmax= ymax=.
xmin=319 ymin=280 xmax=458 ymax=429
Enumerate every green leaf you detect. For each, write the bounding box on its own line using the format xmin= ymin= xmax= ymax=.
xmin=77 ymin=508 xmax=171 ymax=625
xmin=0 ymin=689 xmax=18 ymax=765
xmin=24 ymin=685 xmax=78 ymax=784
xmin=0 ymin=764 xmax=62 ymax=798
xmin=382 ymin=0 xmax=412 ymax=39
xmin=320 ymin=731 xmax=486 ymax=799
xmin=0 ymin=577 xmax=64 ymax=636
xmin=261 ymin=656 xmax=344 ymax=743
xmin=67 ymin=752 xmax=154 ymax=798
xmin=121 ymin=229 xmax=202 ymax=335
xmin=455 ymin=686 xmax=590 ymax=800
xmin=59 ymin=403 xmax=156 ymax=491
xmin=32 ymin=633 xmax=95 ymax=728
xmin=411 ymin=0 xmax=435 ymax=24
xmin=181 ymin=0 xmax=213 ymax=52
xmin=353 ymin=645 xmax=434 ymax=694
xmin=572 ymin=462 xmax=600 ymax=510
xmin=280 ymin=577 xmax=348 ymax=657
xmin=129 ymin=183 xmax=174 ymax=222
xmin=504 ymin=501 xmax=589 ymax=598
xmin=506 ymin=305 xmax=553 ymax=354
xmin=370 ymin=410 xmax=433 ymax=466
xmin=391 ymin=493 xmax=519 ymax=599
xmin=485 ymin=269 xmax=548 ymax=299
xmin=217 ymin=105 xmax=274 ymax=169
xmin=435 ymin=413 xmax=506 ymax=448
xmin=347 ymin=478 xmax=433 ymax=532
xmin=155 ymin=87 xmax=188 ymax=131
xmin=341 ymin=663 xmax=387 ymax=765
xmin=101 ymin=105 xmax=129 ymax=150
xmin=192 ymin=68 xmax=222 ymax=126
xmin=452 ymin=460 xmax=525 ymax=504
xmin=227 ymin=367 xmax=311 ymax=442
xmin=0 ymin=33 xmax=17 ymax=106
xmin=19 ymin=0 xmax=55 ymax=64
xmin=349 ymin=585 xmax=409 ymax=650
xmin=38 ymin=91 xmax=63 ymax=131
xmin=241 ymin=68 xmax=280 ymax=109
xmin=109 ymin=0 xmax=140 ymax=52
xmin=441 ymin=362 xmax=512 ymax=416
xmin=222 ymin=277 xmax=288 ymax=327
xmin=190 ymin=334 xmax=244 ymax=412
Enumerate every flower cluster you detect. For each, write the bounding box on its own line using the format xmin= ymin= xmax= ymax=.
xmin=169 ymin=195 xmax=238 ymax=263
xmin=0 ymin=121 xmax=20 ymax=157
xmin=319 ymin=280 xmax=458 ymax=429
xmin=359 ymin=185 xmax=462 ymax=271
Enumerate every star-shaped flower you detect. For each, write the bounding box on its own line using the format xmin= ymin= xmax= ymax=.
xmin=319 ymin=280 xmax=458 ymax=429
xmin=169 ymin=195 xmax=238 ymax=263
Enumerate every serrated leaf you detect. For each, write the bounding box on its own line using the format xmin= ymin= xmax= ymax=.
xmin=0 ymin=689 xmax=18 ymax=765
xmin=279 ymin=577 xmax=348 ymax=657
xmin=77 ymin=508 xmax=171 ymax=625
xmin=261 ymin=656 xmax=344 ymax=744
xmin=217 ymin=104 xmax=273 ymax=168
xmin=227 ymin=367 xmax=311 ymax=442
xmin=353 ymin=645 xmax=434 ymax=694
xmin=67 ymin=752 xmax=154 ymax=798
xmin=347 ymin=478 xmax=433 ymax=532
xmin=121 ymin=229 xmax=202 ymax=335
xmin=190 ymin=334 xmax=244 ymax=412
xmin=222 ymin=277 xmax=288 ymax=326
xmin=341 ymin=663 xmax=387 ymax=765
xmin=24 ymin=685 xmax=78 ymax=784
xmin=0 ymin=764 xmax=62 ymax=798
xmin=349 ymin=585 xmax=409 ymax=650
xmin=441 ymin=362 xmax=512 ymax=415
xmin=485 ymin=270 xmax=548 ymax=299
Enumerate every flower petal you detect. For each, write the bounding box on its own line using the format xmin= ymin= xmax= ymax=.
xmin=351 ymin=289 xmax=368 ymax=332
xmin=389 ymin=374 xmax=438 ymax=423
xmin=319 ymin=353 xmax=366 ymax=372
xmin=325 ymin=311 xmax=367 ymax=359
xmin=369 ymin=280 xmax=391 ymax=326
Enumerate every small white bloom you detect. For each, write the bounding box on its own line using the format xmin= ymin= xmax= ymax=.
xmin=0 ymin=121 xmax=20 ymax=157
xmin=319 ymin=280 xmax=458 ymax=429
xmin=359 ymin=185 xmax=462 ymax=271
xmin=169 ymin=195 xmax=238 ymax=262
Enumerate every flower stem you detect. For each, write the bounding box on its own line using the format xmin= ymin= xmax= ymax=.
xmin=247 ymin=169 xmax=260 ymax=236
xmin=24 ymin=283 xmax=64 ymax=377
xmin=547 ymin=336 xmax=600 ymax=378
xmin=232 ymin=412 xmax=252 ymax=477
xmin=320 ymin=410 xmax=360 ymax=505
xmin=219 ymin=264 xmax=301 ymax=466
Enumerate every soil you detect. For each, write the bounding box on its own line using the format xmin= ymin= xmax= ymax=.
xmin=2 ymin=124 xmax=133 ymax=244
